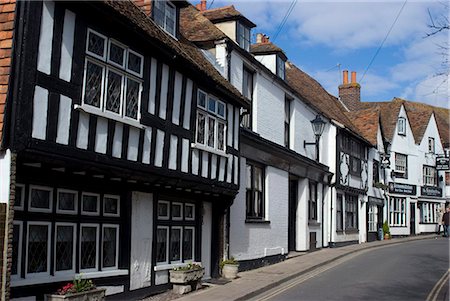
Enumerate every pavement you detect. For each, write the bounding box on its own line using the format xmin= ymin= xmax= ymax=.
xmin=175 ymin=234 xmax=441 ymax=301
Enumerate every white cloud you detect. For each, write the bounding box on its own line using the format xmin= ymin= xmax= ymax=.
xmin=402 ymin=75 xmax=450 ymax=108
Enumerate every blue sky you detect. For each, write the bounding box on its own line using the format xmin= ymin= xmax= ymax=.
xmin=208 ymin=0 xmax=449 ymax=108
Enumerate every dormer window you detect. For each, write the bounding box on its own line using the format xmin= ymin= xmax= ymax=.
xmin=428 ymin=137 xmax=435 ymax=153
xmin=154 ymin=0 xmax=176 ymax=37
xmin=397 ymin=117 xmax=406 ymax=135
xmin=276 ymin=55 xmax=285 ymax=80
xmin=237 ymin=22 xmax=250 ymax=51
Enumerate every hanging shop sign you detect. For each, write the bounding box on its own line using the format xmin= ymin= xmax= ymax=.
xmin=436 ymin=157 xmax=449 ymax=171
xmin=421 ymin=186 xmax=442 ymax=197
xmin=388 ymin=182 xmax=416 ymax=195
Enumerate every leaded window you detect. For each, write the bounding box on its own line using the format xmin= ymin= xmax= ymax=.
xmin=154 ymin=0 xmax=177 ymax=37
xmin=83 ymin=29 xmax=143 ymax=121
xmin=80 ymin=225 xmax=98 ymax=270
xmin=246 ymin=162 xmax=264 ymax=220
xmin=81 ymin=193 xmax=100 ymax=215
xmin=14 ymin=184 xmax=24 ymax=210
xmin=336 ymin=194 xmax=343 ymax=231
xmin=57 ymin=190 xmax=77 ymax=214
xmin=196 ymin=90 xmax=226 ymax=152
xmin=170 ymin=227 xmax=182 ymax=262
xmin=27 ymin=223 xmax=50 ymax=274
xmin=102 ymin=225 xmax=119 ymax=269
xmin=55 ymin=224 xmax=75 ymax=272
xmin=11 ymin=222 xmax=22 ymax=276
xmin=29 ymin=186 xmax=53 ymax=213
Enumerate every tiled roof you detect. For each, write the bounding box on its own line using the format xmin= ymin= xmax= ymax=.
xmin=180 ymin=5 xmax=227 ymax=42
xmin=102 ymin=0 xmax=248 ymax=108
xmin=345 ymin=109 xmax=380 ymax=146
xmin=250 ymin=42 xmax=287 ymax=60
xmin=201 ymin=5 xmax=256 ymax=27
xmin=285 ymin=62 xmax=367 ymax=141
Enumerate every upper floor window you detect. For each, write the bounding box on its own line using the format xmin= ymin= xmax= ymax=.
xmin=196 ymin=90 xmax=226 ymax=152
xmin=428 ymin=137 xmax=435 ymax=153
xmin=241 ymin=67 xmax=253 ymax=129
xmin=246 ymin=162 xmax=264 ymax=220
xmin=394 ymin=153 xmax=407 ymax=178
xmin=345 ymin=194 xmax=358 ymax=230
xmin=397 ymin=117 xmax=406 ymax=135
xmin=308 ymin=182 xmax=317 ymax=221
xmin=284 ymin=97 xmax=292 ymax=148
xmin=423 ymin=165 xmax=437 ymax=186
xmin=276 ymin=55 xmax=285 ymax=80
xmin=83 ymin=29 xmax=143 ymax=121
xmin=237 ymin=22 xmax=250 ymax=51
xmin=154 ymin=0 xmax=177 ymax=37
xmin=373 ymin=160 xmax=380 ymax=184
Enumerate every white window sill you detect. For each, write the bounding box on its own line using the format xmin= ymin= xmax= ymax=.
xmin=11 ymin=269 xmax=128 ymax=287
xmin=74 ymin=105 xmax=145 ymax=129
xmin=154 ymin=262 xmax=195 ymax=272
xmin=190 ymin=143 xmax=231 ymax=158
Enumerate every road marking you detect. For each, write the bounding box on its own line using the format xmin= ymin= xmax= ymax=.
xmin=426 ymin=269 xmax=449 ymax=301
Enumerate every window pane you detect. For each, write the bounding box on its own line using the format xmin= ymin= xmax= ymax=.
xmin=196 ymin=112 xmax=206 ymax=144
xmin=87 ymin=31 xmax=105 ymax=58
xmin=15 ymin=186 xmax=23 ymax=209
xmin=30 ymin=188 xmax=51 ymax=209
xmin=158 ymin=202 xmax=169 ymax=219
xmin=254 ymin=166 xmax=262 ymax=191
xmin=183 ymin=228 xmax=194 ymax=261
xmin=103 ymin=227 xmax=117 ymax=268
xmin=156 ymin=228 xmax=167 ymax=263
xmin=27 ymin=225 xmax=48 ymax=273
xmin=217 ymin=122 xmax=225 ymax=151
xmin=12 ymin=224 xmax=20 ymax=275
xmin=217 ymin=102 xmax=225 ymax=118
xmin=198 ymin=91 xmax=206 ymax=108
xmin=185 ymin=204 xmax=195 ymax=220
xmin=207 ymin=117 xmax=216 ymax=148
xmin=172 ymin=203 xmax=182 ymax=219
xmin=246 ymin=165 xmax=252 ymax=189
xmin=105 ymin=70 xmax=122 ymax=114
xmin=81 ymin=227 xmax=97 ymax=269
xmin=104 ymin=196 xmax=119 ymax=215
xmin=109 ymin=42 xmax=125 ymax=66
xmin=82 ymin=195 xmax=98 ymax=213
xmin=208 ymin=98 xmax=216 ymax=113
xmin=84 ymin=61 xmax=103 ymax=108
xmin=170 ymin=228 xmax=181 ymax=262
xmin=128 ymin=52 xmax=142 ymax=75
xmin=56 ymin=225 xmax=74 ymax=271
xmin=58 ymin=191 xmax=76 ymax=211
xmin=125 ymin=78 xmax=140 ymax=119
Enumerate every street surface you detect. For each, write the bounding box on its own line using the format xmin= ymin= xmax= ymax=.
xmin=255 ymin=238 xmax=449 ymax=301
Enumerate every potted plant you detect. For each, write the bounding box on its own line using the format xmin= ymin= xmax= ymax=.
xmin=382 ymin=221 xmax=391 ymax=240
xmin=45 ymin=276 xmax=105 ymax=301
xmin=169 ymin=262 xmax=204 ymax=294
xmin=220 ymin=257 xmax=239 ymax=279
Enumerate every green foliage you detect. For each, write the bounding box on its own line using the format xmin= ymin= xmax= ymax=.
xmin=73 ymin=275 xmax=95 ymax=293
xmin=382 ymin=221 xmax=390 ymax=235
xmin=220 ymin=257 xmax=238 ymax=269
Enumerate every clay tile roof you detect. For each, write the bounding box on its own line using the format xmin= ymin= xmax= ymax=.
xmin=285 ymin=62 xmax=368 ymax=142
xmin=102 ymin=0 xmax=248 ymax=108
xmin=180 ymin=5 xmax=227 ymax=42
xmin=201 ymin=5 xmax=256 ymax=27
xmin=250 ymin=43 xmax=287 ymax=60
xmin=345 ymin=109 xmax=380 ymax=146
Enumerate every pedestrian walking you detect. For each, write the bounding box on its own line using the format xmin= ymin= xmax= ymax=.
xmin=437 ymin=206 xmax=446 ymax=234
xmin=442 ymin=207 xmax=450 ymax=237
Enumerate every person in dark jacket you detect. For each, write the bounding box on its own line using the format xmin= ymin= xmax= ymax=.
xmin=442 ymin=207 xmax=450 ymax=237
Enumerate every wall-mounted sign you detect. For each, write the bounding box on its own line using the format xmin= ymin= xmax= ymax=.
xmin=421 ymin=186 xmax=442 ymax=197
xmin=436 ymin=157 xmax=449 ymax=171
xmin=388 ymin=182 xmax=416 ymax=195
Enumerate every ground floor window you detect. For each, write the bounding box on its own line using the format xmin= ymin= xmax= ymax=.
xmin=308 ymin=182 xmax=318 ymax=221
xmin=156 ymin=200 xmax=197 ymax=265
xmin=368 ymin=204 xmax=378 ymax=232
xmin=389 ymin=197 xmax=406 ymax=226
xmin=345 ymin=194 xmax=358 ymax=230
xmin=336 ymin=194 xmax=343 ymax=231
xmin=11 ymin=184 xmax=122 ymax=281
xmin=419 ymin=202 xmax=442 ymax=224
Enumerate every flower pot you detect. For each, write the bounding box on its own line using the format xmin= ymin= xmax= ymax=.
xmin=222 ymin=264 xmax=239 ymax=279
xmin=45 ymin=288 xmax=106 ymax=301
xmin=169 ymin=267 xmax=205 ymax=284
xmin=384 ymin=233 xmax=390 ymax=240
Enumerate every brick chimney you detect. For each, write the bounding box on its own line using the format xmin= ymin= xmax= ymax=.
xmin=338 ymin=70 xmax=361 ymax=111
xmin=256 ymin=33 xmax=269 ymax=44
xmin=196 ymin=0 xmax=207 ymax=11
xmin=133 ymin=0 xmax=152 ymax=16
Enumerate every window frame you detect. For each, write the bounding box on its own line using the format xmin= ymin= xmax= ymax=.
xmin=276 ymin=55 xmax=285 ymax=79
xmin=156 ymin=225 xmax=170 ymax=265
xmin=428 ymin=137 xmax=435 ymax=153
xmin=171 ymin=202 xmax=183 ymax=221
xmin=103 ymin=194 xmax=121 ymax=217
xmin=184 ymin=203 xmax=195 ymax=221
xmin=81 ymin=192 xmax=100 ymax=216
xmin=101 ymin=224 xmax=120 ymax=270
xmin=368 ymin=204 xmax=377 ymax=232
xmin=28 ymin=185 xmax=53 ymax=213
xmin=153 ymin=0 xmax=177 ymax=38
xmin=372 ymin=160 xmax=380 ymax=184
xmin=284 ymin=96 xmax=292 ymax=148
xmin=183 ymin=226 xmax=195 ymax=262
xmin=308 ymin=182 xmax=318 ymax=221
xmin=246 ymin=161 xmax=265 ymax=220
xmin=157 ymin=200 xmax=170 ymax=220
xmin=345 ymin=194 xmax=358 ymax=230
xmin=397 ymin=117 xmax=406 ymax=135
xmin=423 ymin=165 xmax=437 ymax=186
xmin=389 ymin=197 xmax=406 ymax=227
xmin=79 ymin=223 xmax=100 ymax=272
xmin=25 ymin=221 xmax=51 ymax=278
xmin=394 ymin=153 xmax=408 ymax=178
xmin=14 ymin=184 xmax=25 ymax=211
xmin=54 ymin=222 xmax=77 ymax=275
xmin=237 ymin=22 xmax=251 ymax=51
xmin=86 ymin=29 xmax=107 ymax=61
xmin=11 ymin=221 xmax=23 ymax=279
xmin=169 ymin=226 xmax=183 ymax=264
xmin=56 ymin=189 xmax=78 ymax=215
xmin=336 ymin=194 xmax=343 ymax=231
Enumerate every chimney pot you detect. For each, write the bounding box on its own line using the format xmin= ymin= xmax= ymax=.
xmin=201 ymin=0 xmax=207 ymax=11
xmin=351 ymin=71 xmax=357 ymax=84
xmin=262 ymin=34 xmax=270 ymax=44
xmin=343 ymin=70 xmax=348 ymax=84
xmin=256 ymin=33 xmax=263 ymax=44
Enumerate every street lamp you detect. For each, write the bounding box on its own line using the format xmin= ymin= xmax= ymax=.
xmin=304 ymin=115 xmax=326 ymax=161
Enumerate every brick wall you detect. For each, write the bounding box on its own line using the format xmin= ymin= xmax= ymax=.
xmin=133 ymin=0 xmax=153 ymax=16
xmin=338 ymin=83 xmax=361 ymax=111
xmin=0 ymin=0 xmax=16 ymax=146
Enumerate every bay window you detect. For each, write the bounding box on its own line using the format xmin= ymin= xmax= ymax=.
xmin=196 ymin=90 xmax=226 ymax=152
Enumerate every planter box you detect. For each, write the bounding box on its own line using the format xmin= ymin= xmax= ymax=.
xmin=45 ymin=289 xmax=106 ymax=301
xmin=169 ymin=268 xmax=205 ymax=284
xmin=222 ymin=264 xmax=239 ymax=279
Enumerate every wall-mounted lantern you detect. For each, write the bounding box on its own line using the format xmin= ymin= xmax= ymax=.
xmin=304 ymin=115 xmax=326 ymax=161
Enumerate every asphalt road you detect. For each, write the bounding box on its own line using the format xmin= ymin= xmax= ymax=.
xmin=264 ymin=238 xmax=449 ymax=301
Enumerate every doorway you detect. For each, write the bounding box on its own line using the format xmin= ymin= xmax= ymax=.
xmin=410 ymin=203 xmax=416 ymax=235
xmin=288 ymin=178 xmax=298 ymax=251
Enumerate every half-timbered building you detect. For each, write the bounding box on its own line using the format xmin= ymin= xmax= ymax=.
xmin=0 ymin=0 xmax=248 ymax=299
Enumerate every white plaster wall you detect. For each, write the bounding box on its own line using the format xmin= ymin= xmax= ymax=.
xmin=201 ymin=202 xmax=212 ymax=279
xmin=229 ymin=158 xmax=289 ymax=260
xmin=291 ymin=100 xmax=317 ymax=159
xmin=254 ymin=54 xmax=277 ymax=75
xmin=0 ymin=149 xmax=11 ymax=204
xmin=215 ymin=43 xmax=228 ymax=74
xmin=359 ymin=199 xmax=367 ymax=243
xmin=215 ymin=21 xmax=237 ymax=42
xmin=296 ymin=178 xmax=308 ymax=251
xmin=253 ymin=72 xmax=285 ymax=145
xmin=230 ymin=51 xmax=243 ymax=94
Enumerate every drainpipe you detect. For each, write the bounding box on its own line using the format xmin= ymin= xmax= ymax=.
xmin=321 ymin=183 xmax=325 ymax=248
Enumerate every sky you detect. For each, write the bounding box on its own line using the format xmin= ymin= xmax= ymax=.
xmin=207 ymin=0 xmax=449 ymax=108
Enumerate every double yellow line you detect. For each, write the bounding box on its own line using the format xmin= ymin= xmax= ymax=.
xmin=426 ymin=269 xmax=449 ymax=301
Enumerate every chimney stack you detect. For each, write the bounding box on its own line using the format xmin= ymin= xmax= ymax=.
xmin=338 ymin=70 xmax=361 ymax=111
xmin=256 ymin=33 xmax=270 ymax=44
xmin=133 ymin=0 xmax=152 ymax=16
xmin=196 ymin=0 xmax=207 ymax=11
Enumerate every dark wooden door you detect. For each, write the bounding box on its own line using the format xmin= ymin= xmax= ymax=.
xmin=410 ymin=203 xmax=416 ymax=235
xmin=288 ymin=179 xmax=298 ymax=251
